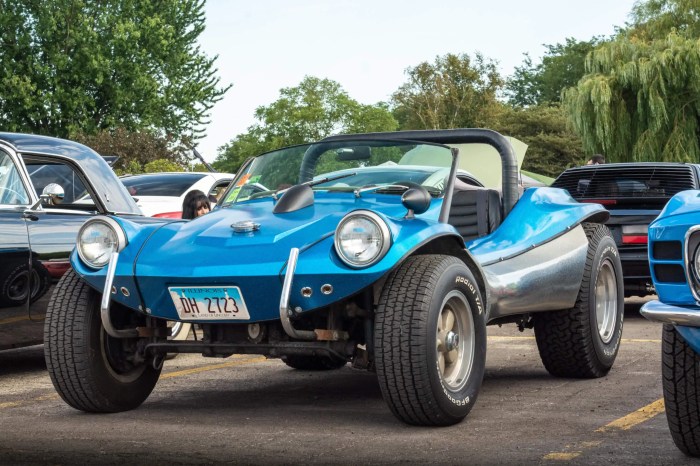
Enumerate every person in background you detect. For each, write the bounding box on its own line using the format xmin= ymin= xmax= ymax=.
xmin=586 ymin=154 xmax=605 ymax=165
xmin=182 ymin=189 xmax=210 ymax=219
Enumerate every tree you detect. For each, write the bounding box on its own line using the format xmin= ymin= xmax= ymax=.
xmin=73 ymin=128 xmax=189 ymax=174
xmin=0 ymin=0 xmax=228 ymax=145
xmin=493 ymin=105 xmax=585 ymax=176
xmin=391 ymin=53 xmax=503 ymax=130
xmin=563 ymin=0 xmax=700 ymax=162
xmin=213 ymin=77 xmax=398 ymax=173
xmin=506 ymin=38 xmax=603 ymax=107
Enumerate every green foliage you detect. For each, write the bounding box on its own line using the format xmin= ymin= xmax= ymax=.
xmin=506 ymin=38 xmax=603 ymax=107
xmin=213 ymin=77 xmax=398 ymax=173
xmin=0 ymin=0 xmax=228 ymax=144
xmin=391 ymin=53 xmax=503 ymax=129
xmin=144 ymin=159 xmax=184 ymax=173
xmin=493 ymin=105 xmax=585 ymax=176
xmin=564 ymin=0 xmax=700 ymax=162
xmin=73 ymin=127 xmax=190 ymax=174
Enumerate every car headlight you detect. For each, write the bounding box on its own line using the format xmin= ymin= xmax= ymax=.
xmin=334 ymin=210 xmax=391 ymax=268
xmin=77 ymin=217 xmax=127 ymax=268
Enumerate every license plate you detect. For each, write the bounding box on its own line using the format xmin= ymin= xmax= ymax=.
xmin=168 ymin=286 xmax=250 ymax=320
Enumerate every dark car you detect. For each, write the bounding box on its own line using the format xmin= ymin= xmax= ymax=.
xmin=0 ymin=132 xmax=146 ymax=351
xmin=551 ymin=162 xmax=700 ymax=297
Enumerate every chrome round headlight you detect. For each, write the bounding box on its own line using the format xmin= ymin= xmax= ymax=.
xmin=77 ymin=217 xmax=126 ymax=268
xmin=694 ymin=243 xmax=700 ymax=283
xmin=335 ymin=211 xmax=391 ymax=268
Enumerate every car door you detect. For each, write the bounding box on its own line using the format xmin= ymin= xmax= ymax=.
xmin=22 ymin=156 xmax=102 ymax=321
xmin=0 ymin=143 xmax=40 ymax=350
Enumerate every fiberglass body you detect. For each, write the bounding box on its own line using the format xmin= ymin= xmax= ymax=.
xmin=50 ymin=129 xmax=623 ymax=426
xmin=73 ymin=130 xmax=607 ymax=327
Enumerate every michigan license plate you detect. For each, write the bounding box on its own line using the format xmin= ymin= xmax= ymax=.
xmin=168 ymin=286 xmax=250 ymax=320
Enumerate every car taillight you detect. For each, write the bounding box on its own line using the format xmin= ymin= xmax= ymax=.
xmin=622 ymin=225 xmax=648 ymax=244
xmin=153 ymin=211 xmax=182 ymax=219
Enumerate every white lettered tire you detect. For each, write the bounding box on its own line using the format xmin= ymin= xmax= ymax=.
xmin=375 ymin=255 xmax=486 ymax=426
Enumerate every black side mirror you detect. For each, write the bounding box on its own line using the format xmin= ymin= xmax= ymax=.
xmin=402 ymin=186 xmax=431 ymax=218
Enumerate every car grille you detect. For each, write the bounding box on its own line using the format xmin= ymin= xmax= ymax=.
xmin=552 ymin=165 xmax=697 ymax=202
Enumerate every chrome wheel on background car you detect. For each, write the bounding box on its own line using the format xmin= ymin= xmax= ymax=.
xmin=375 ymin=255 xmax=486 ymax=426
xmin=534 ymin=223 xmax=624 ymax=378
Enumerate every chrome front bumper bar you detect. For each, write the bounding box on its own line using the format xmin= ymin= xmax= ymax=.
xmin=640 ymin=300 xmax=700 ymax=327
xmin=101 ymin=251 xmax=139 ymax=338
xmin=279 ymin=247 xmax=316 ymax=340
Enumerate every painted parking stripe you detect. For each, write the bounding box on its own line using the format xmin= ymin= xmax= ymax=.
xmin=488 ymin=335 xmax=661 ymax=344
xmin=0 ymin=355 xmax=266 ymax=410
xmin=544 ymin=399 xmax=665 ymax=461
xmin=160 ymin=355 xmax=267 ymax=379
xmin=596 ymin=398 xmax=665 ymax=432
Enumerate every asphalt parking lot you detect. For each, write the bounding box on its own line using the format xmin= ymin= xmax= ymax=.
xmin=0 ymin=298 xmax=694 ymax=465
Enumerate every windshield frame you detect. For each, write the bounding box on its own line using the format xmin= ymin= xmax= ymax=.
xmin=220 ymin=138 xmax=458 ymax=208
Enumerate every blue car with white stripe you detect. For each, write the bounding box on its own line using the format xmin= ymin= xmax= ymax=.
xmin=45 ymin=129 xmax=624 ymax=426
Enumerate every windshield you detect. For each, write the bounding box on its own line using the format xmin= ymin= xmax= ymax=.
xmin=222 ymin=140 xmax=453 ymax=206
xmin=122 ymin=173 xmax=206 ymax=197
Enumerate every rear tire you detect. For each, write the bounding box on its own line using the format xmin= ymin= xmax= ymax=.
xmin=44 ymin=269 xmax=160 ymax=412
xmin=281 ymin=354 xmax=347 ymax=370
xmin=534 ymin=223 xmax=624 ymax=378
xmin=375 ymin=255 xmax=486 ymax=426
xmin=662 ymin=324 xmax=700 ymax=457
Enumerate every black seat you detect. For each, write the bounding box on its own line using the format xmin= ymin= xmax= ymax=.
xmin=447 ymin=179 xmax=502 ymax=242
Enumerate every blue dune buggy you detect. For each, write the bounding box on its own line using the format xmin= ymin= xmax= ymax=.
xmin=45 ymin=129 xmax=624 ymax=425
xmin=641 ymin=192 xmax=700 ymax=456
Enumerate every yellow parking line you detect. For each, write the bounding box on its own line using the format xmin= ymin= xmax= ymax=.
xmin=544 ymin=399 xmax=666 ymax=460
xmin=0 ymin=393 xmax=59 ymax=409
xmin=0 ymin=356 xmax=266 ymax=410
xmin=0 ymin=316 xmax=31 ymax=325
xmin=596 ymin=398 xmax=665 ymax=432
xmin=160 ymin=355 xmax=267 ymax=379
xmin=488 ymin=335 xmax=661 ymax=344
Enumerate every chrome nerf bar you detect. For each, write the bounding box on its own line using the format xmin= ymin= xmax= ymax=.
xmin=101 ymin=251 xmax=138 ymax=338
xmin=279 ymin=247 xmax=316 ymax=340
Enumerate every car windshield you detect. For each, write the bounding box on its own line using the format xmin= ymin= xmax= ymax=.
xmin=122 ymin=173 xmax=207 ymax=197
xmin=221 ymin=140 xmax=453 ymax=206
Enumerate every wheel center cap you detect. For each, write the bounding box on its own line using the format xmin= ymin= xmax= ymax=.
xmin=445 ymin=332 xmax=459 ymax=351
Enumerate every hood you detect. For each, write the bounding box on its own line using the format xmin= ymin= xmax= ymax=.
xmin=133 ymin=192 xmax=440 ymax=277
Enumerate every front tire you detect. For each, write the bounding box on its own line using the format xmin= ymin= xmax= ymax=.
xmin=534 ymin=223 xmax=624 ymax=378
xmin=662 ymin=324 xmax=700 ymax=457
xmin=375 ymin=255 xmax=486 ymax=426
xmin=44 ymin=270 xmax=160 ymax=412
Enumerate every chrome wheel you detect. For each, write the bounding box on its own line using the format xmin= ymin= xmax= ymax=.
xmin=436 ymin=290 xmax=474 ymax=391
xmin=595 ymin=258 xmax=617 ymax=344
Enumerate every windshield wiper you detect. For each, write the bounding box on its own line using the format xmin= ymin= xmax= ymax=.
xmin=273 ymin=172 xmax=357 ymax=200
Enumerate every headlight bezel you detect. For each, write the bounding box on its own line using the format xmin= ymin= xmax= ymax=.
xmin=76 ymin=216 xmax=127 ymax=269
xmin=334 ymin=210 xmax=391 ymax=269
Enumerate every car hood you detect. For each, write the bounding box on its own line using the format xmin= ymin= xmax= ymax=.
xmin=133 ymin=192 xmax=438 ymax=276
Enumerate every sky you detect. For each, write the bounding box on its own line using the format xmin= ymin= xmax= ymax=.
xmin=196 ymin=0 xmax=638 ymax=163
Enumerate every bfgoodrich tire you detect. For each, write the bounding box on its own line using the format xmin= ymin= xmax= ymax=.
xmin=534 ymin=223 xmax=624 ymax=378
xmin=44 ymin=269 xmax=160 ymax=412
xmin=375 ymin=255 xmax=486 ymax=426
xmin=662 ymin=324 xmax=700 ymax=457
